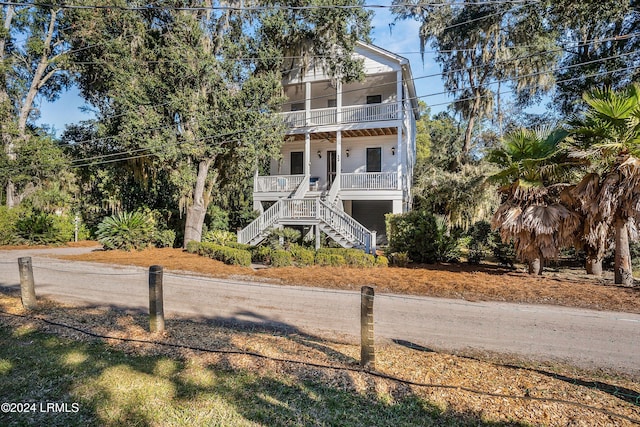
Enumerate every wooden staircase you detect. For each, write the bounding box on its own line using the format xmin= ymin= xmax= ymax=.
xmin=238 ymin=197 xmax=375 ymax=253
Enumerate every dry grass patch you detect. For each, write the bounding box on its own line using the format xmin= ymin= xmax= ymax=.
xmin=0 ymin=290 xmax=638 ymax=426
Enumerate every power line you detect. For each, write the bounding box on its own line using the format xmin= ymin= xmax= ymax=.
xmin=0 ymin=1 xmax=544 ymax=12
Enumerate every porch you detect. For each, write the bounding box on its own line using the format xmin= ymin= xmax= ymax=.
xmin=254 ymin=171 xmax=399 ymax=194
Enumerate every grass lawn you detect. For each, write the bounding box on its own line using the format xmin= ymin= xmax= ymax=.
xmin=0 ymin=323 xmax=509 ymax=427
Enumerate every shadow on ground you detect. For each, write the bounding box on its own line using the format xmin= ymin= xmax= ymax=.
xmin=0 ymin=288 xmax=527 ymax=427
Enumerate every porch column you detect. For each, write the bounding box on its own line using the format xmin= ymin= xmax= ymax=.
xmin=305 ymin=133 xmax=310 ymax=177
xmin=396 ymin=70 xmax=403 ymax=190
xmin=305 ymin=80 xmax=311 ymax=126
xmin=336 ymin=78 xmax=342 ymax=123
xmin=336 ymin=130 xmax=342 ymax=182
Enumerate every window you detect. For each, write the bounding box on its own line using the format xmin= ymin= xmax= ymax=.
xmin=290 ymin=151 xmax=304 ymax=175
xmin=327 ymin=99 xmax=337 ymax=108
xmin=366 ymin=95 xmax=382 ymax=104
xmin=291 ymin=102 xmax=305 ymax=111
xmin=366 ymin=148 xmax=382 ymax=173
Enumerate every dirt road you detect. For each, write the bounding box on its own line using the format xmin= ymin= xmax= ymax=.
xmin=1 ymin=247 xmax=639 ymax=376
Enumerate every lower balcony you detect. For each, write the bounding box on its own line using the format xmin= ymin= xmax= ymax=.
xmin=254 ymin=171 xmax=398 ymax=194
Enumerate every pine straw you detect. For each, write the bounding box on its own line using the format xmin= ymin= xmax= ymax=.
xmin=0 ymin=291 xmax=638 ymax=426
xmin=54 ymin=247 xmax=640 ymax=314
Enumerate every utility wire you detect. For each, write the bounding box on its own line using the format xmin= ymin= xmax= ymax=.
xmin=0 ymin=307 xmax=637 ymax=424
xmin=0 ymin=1 xmax=544 ymax=12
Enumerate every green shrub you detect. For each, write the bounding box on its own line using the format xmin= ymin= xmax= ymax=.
xmin=342 ymin=249 xmax=375 ymax=267
xmin=375 ymin=255 xmax=389 ymax=267
xmin=224 ymin=241 xmax=252 ymax=251
xmin=197 ymin=242 xmax=251 ymax=267
xmin=389 ymin=252 xmax=411 ymax=267
xmin=386 ymin=211 xmax=461 ymax=264
xmin=185 ymin=240 xmax=201 ymax=254
xmin=153 ymin=229 xmax=176 ymax=248
xmin=488 ymin=231 xmax=516 ymax=267
xmin=289 ymin=245 xmax=315 ymax=266
xmin=252 ymin=246 xmax=272 ymax=264
xmin=267 ymin=227 xmax=301 ymax=250
xmin=271 ymin=250 xmax=293 ymax=267
xmin=202 ymin=229 xmax=237 ymax=245
xmin=316 ymin=252 xmax=347 ymax=267
xmin=96 ymin=211 xmax=155 ymax=251
xmin=0 ymin=206 xmax=21 ymax=245
xmin=16 ymin=211 xmax=76 ymax=245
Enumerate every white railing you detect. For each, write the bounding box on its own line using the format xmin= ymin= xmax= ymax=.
xmin=280 ymin=198 xmax=317 ymax=219
xmin=309 ymin=107 xmax=337 ymax=126
xmin=280 ymin=103 xmax=398 ymax=128
xmin=239 ymin=197 xmax=374 ymax=251
xmin=254 ymin=175 xmax=305 ymax=193
xmin=318 ymin=199 xmax=372 ymax=252
xmin=341 ymin=172 xmax=398 ymax=190
xmin=341 ymin=103 xmax=398 ymax=124
xmin=282 ymin=111 xmax=306 ymax=127
xmin=238 ymin=201 xmax=281 ymax=244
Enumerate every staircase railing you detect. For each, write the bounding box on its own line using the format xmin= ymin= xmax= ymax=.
xmin=237 ymin=201 xmax=281 ymax=244
xmin=239 ymin=197 xmax=375 ymax=253
xmin=318 ymin=199 xmax=373 ymax=253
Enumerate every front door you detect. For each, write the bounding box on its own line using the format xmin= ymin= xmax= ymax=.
xmin=327 ymin=150 xmax=337 ymax=188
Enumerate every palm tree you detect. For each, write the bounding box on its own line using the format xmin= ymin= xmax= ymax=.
xmin=489 ymin=126 xmax=579 ymax=275
xmin=566 ymin=83 xmax=640 ymax=286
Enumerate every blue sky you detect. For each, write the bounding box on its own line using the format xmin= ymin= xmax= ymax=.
xmin=36 ymin=7 xmax=450 ymax=135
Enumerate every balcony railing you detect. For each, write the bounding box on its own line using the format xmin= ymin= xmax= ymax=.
xmin=255 ymin=172 xmax=398 ymax=193
xmin=341 ymin=172 xmax=398 ymax=190
xmin=280 ymin=103 xmax=399 ymax=128
xmin=254 ymin=175 xmax=305 ymax=193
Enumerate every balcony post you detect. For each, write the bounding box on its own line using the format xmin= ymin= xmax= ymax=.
xmin=336 ymin=130 xmax=342 ymax=188
xmin=305 ymin=80 xmax=311 ymax=126
xmin=305 ymin=133 xmax=310 ymax=177
xmin=336 ymin=78 xmax=342 ymax=124
xmin=396 ymin=70 xmax=403 ymax=190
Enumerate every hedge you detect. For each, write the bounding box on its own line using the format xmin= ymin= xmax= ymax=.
xmin=271 ymin=250 xmax=293 ymax=267
xmin=190 ymin=241 xmax=251 ymax=267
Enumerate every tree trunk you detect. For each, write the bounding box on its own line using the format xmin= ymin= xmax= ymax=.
xmin=614 ymin=217 xmax=634 ymax=286
xmin=1 ymin=6 xmax=15 ymax=207
xmin=585 ymin=245 xmax=603 ymax=276
xmin=183 ymin=159 xmax=212 ymax=247
xmin=528 ymin=257 xmax=543 ymax=275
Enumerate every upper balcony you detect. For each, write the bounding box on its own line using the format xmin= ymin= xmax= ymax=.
xmin=280 ymin=102 xmax=399 ymax=129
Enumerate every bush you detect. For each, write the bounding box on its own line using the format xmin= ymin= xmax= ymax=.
xmin=466 ymin=221 xmax=492 ymax=264
xmin=251 ymin=246 xmax=272 ymax=264
xmin=316 ymin=251 xmax=347 ymax=267
xmin=289 ymin=244 xmax=315 ymax=266
xmin=375 ymin=255 xmax=389 ymax=267
xmin=96 ymin=211 xmax=155 ymax=250
xmin=388 ymin=252 xmax=411 ymax=267
xmin=271 ymin=250 xmax=293 ymax=267
xmin=224 ymin=241 xmax=252 ymax=251
xmin=153 ymin=229 xmax=176 ymax=248
xmin=185 ymin=240 xmax=201 ymax=254
xmin=267 ymin=227 xmax=301 ymax=250
xmin=0 ymin=206 xmax=20 ymax=245
xmin=16 ymin=211 xmax=77 ymax=245
xmin=197 ymin=242 xmax=251 ymax=267
xmin=342 ymin=249 xmax=375 ymax=267
xmin=488 ymin=231 xmax=516 ymax=267
xmin=202 ymin=230 xmax=237 ymax=245
xmin=386 ymin=211 xmax=461 ymax=264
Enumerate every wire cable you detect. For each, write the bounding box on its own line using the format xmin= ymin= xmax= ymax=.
xmin=0 ymin=307 xmax=637 ymax=424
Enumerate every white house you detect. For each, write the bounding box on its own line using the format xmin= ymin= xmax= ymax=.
xmin=238 ymin=41 xmax=419 ymax=253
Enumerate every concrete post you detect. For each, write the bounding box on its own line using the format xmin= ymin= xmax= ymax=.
xmin=18 ymin=257 xmax=37 ymax=310
xmin=360 ymin=285 xmax=375 ymax=369
xmin=149 ymin=265 xmax=165 ymax=333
